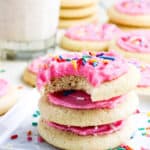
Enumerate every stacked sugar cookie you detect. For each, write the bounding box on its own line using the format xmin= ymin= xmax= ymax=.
xmin=37 ymin=51 xmax=140 ymax=150
xmin=60 ymin=23 xmax=122 ymax=52
xmin=59 ymin=0 xmax=99 ymax=28
xmin=107 ymin=0 xmax=150 ymax=31
xmin=0 ymin=79 xmax=18 ymax=115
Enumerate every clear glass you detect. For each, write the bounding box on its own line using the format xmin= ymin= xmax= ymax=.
xmin=0 ymin=0 xmax=60 ymax=60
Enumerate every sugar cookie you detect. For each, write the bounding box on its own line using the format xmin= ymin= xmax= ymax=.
xmin=108 ymin=0 xmax=150 ymax=27
xmin=60 ymin=23 xmax=122 ymax=51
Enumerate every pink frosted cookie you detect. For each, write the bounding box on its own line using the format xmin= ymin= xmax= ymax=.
xmin=108 ymin=0 xmax=150 ymax=27
xmin=23 ymin=56 xmax=47 ymax=86
xmin=110 ymin=30 xmax=150 ymax=63
xmin=0 ymin=79 xmax=18 ymax=115
xmin=137 ymin=64 xmax=150 ymax=95
xmin=37 ymin=51 xmax=140 ymax=101
xmin=130 ymin=60 xmax=150 ymax=95
xmin=60 ymin=23 xmax=122 ymax=52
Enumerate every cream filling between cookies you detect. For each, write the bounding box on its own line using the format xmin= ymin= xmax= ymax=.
xmin=43 ymin=119 xmax=125 ymax=136
xmin=48 ymin=90 xmax=126 ymax=110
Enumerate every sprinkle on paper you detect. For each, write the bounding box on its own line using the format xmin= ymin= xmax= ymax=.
xmin=27 ymin=130 xmax=32 ymax=136
xmin=37 ymin=136 xmax=44 ymax=143
xmin=71 ymin=60 xmax=78 ymax=70
xmin=32 ymin=122 xmax=38 ymax=127
xmin=27 ymin=136 xmax=32 ymax=142
xmin=10 ymin=134 xmax=18 ymax=140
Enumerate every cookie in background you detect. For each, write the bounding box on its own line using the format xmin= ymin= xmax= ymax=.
xmin=109 ymin=30 xmax=150 ymax=63
xmin=129 ymin=60 xmax=150 ymax=96
xmin=0 ymin=79 xmax=18 ymax=115
xmin=107 ymin=0 xmax=150 ymax=31
xmin=23 ymin=56 xmax=47 ymax=87
xmin=59 ymin=0 xmax=100 ymax=28
xmin=60 ymin=23 xmax=122 ymax=52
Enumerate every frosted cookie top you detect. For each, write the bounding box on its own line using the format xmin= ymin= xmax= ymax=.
xmin=129 ymin=60 xmax=150 ymax=87
xmin=138 ymin=64 xmax=150 ymax=87
xmin=117 ymin=31 xmax=150 ymax=53
xmin=28 ymin=56 xmax=47 ymax=74
xmin=115 ymin=0 xmax=150 ymax=15
xmin=64 ymin=24 xmax=121 ymax=41
xmin=37 ymin=51 xmax=129 ymax=89
xmin=0 ymin=79 xmax=9 ymax=97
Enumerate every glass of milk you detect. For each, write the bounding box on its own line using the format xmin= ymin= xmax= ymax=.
xmin=0 ymin=0 xmax=60 ymax=59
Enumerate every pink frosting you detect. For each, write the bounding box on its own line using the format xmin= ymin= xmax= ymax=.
xmin=115 ymin=0 xmax=150 ymax=15
xmin=117 ymin=31 xmax=150 ymax=53
xmin=48 ymin=90 xmax=126 ymax=109
xmin=138 ymin=64 xmax=150 ymax=88
xmin=28 ymin=56 xmax=47 ymax=74
xmin=0 ymin=79 xmax=9 ymax=97
xmin=44 ymin=120 xmax=124 ymax=136
xmin=37 ymin=51 xmax=129 ymax=90
xmin=138 ymin=65 xmax=150 ymax=87
xmin=65 ymin=23 xmax=121 ymax=41
xmin=129 ymin=60 xmax=150 ymax=88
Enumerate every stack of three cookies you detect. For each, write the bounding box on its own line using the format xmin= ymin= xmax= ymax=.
xmin=37 ymin=51 xmax=140 ymax=150
xmin=59 ymin=0 xmax=99 ymax=28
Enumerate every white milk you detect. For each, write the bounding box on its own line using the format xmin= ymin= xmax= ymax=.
xmin=0 ymin=0 xmax=60 ymax=59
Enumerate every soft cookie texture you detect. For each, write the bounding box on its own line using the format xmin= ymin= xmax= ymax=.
xmin=39 ymin=91 xmax=138 ymax=126
xmin=38 ymin=118 xmax=133 ymax=150
xmin=0 ymin=80 xmax=18 ymax=115
xmin=60 ymin=23 xmax=121 ymax=51
xmin=107 ymin=0 xmax=150 ymax=28
xmin=109 ymin=31 xmax=150 ymax=63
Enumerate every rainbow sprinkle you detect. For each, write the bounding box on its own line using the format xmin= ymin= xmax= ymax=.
xmin=63 ymin=90 xmax=75 ymax=96
xmin=37 ymin=136 xmax=44 ymax=143
xmin=27 ymin=130 xmax=32 ymax=136
xmin=51 ymin=52 xmax=116 ymax=71
xmin=107 ymin=145 xmax=133 ymax=150
xmin=99 ymin=55 xmax=115 ymax=61
xmin=10 ymin=134 xmax=18 ymax=140
xmin=71 ymin=60 xmax=78 ymax=70
xmin=32 ymin=122 xmax=38 ymax=127
xmin=27 ymin=136 xmax=32 ymax=142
